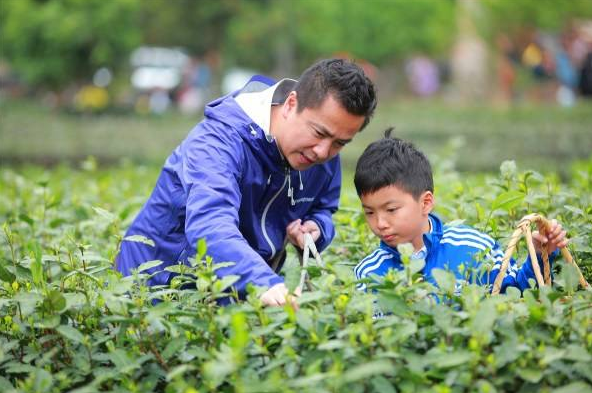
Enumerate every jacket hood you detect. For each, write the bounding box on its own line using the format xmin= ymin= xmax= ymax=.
xmin=203 ymin=76 xmax=289 ymax=175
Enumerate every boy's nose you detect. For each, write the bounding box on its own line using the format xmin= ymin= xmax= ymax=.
xmin=376 ymin=214 xmax=389 ymax=229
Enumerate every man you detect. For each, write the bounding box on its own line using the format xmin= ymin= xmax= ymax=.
xmin=116 ymin=58 xmax=377 ymax=306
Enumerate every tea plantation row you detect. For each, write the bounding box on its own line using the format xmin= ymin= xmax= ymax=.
xmin=0 ymin=156 xmax=591 ymax=392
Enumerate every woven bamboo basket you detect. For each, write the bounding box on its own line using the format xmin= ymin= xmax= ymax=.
xmin=491 ymin=213 xmax=589 ymax=295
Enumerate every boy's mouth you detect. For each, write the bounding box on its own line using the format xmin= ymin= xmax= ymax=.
xmin=382 ymin=234 xmax=396 ymax=242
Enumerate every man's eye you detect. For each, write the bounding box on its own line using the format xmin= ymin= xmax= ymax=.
xmin=387 ymin=208 xmax=398 ymax=213
xmin=364 ymin=211 xmax=373 ymax=216
xmin=334 ymin=140 xmax=347 ymax=147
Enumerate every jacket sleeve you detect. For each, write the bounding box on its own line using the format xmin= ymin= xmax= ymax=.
xmin=479 ymin=242 xmax=557 ymax=293
xmin=302 ymin=159 xmax=341 ymax=252
xmin=180 ymin=122 xmax=284 ymax=293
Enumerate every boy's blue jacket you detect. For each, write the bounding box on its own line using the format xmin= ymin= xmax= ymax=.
xmin=355 ymin=214 xmax=556 ymax=293
xmin=117 ymin=76 xmax=340 ymax=293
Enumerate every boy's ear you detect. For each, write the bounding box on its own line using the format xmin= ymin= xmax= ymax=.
xmin=420 ymin=191 xmax=435 ymax=215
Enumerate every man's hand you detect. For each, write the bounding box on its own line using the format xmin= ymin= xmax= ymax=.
xmin=533 ymin=219 xmax=569 ymax=255
xmin=286 ymin=219 xmax=321 ymax=249
xmin=259 ymin=283 xmax=301 ymax=309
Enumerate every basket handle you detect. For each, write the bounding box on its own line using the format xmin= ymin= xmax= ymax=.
xmin=491 ymin=213 xmax=589 ymax=295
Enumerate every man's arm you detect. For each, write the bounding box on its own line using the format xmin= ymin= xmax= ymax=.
xmin=181 ymin=123 xmax=284 ymax=295
xmin=301 ymin=160 xmax=341 ymax=252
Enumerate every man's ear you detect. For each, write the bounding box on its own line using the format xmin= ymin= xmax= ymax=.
xmin=421 ymin=191 xmax=435 ymax=215
xmin=282 ymin=91 xmax=298 ymax=118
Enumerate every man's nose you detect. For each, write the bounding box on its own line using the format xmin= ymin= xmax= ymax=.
xmin=312 ymin=140 xmax=332 ymax=161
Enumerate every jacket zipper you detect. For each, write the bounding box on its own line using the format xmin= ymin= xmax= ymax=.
xmin=261 ymin=169 xmax=288 ymax=259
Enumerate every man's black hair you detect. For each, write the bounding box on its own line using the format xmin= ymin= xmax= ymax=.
xmin=354 ymin=128 xmax=433 ymax=199
xmin=295 ymin=58 xmax=377 ymax=130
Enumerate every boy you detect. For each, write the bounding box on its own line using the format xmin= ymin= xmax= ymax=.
xmin=353 ymin=130 xmax=568 ymax=293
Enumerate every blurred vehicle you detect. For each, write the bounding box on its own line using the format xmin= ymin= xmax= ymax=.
xmin=130 ymin=46 xmax=189 ymax=114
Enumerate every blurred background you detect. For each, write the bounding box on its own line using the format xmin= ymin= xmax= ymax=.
xmin=1 ymin=0 xmax=591 ymax=174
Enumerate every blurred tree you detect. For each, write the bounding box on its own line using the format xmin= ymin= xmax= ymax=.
xmin=139 ymin=0 xmax=239 ymax=56
xmin=224 ymin=0 xmax=456 ymax=74
xmin=480 ymin=0 xmax=592 ymax=39
xmin=0 ymin=0 xmax=141 ymax=91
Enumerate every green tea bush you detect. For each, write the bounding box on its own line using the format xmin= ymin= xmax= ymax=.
xmin=1 ymin=157 xmax=591 ymax=392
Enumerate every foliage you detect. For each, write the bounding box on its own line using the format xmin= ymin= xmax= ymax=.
xmin=138 ymin=0 xmax=239 ymax=56
xmin=224 ymin=0 xmax=455 ymax=72
xmin=480 ymin=0 xmax=592 ymax=38
xmin=1 ymin=155 xmax=591 ymax=392
xmin=0 ymin=0 xmax=141 ymax=90
xmin=2 ymin=99 xmax=592 ymax=174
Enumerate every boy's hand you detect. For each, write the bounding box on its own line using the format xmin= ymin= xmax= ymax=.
xmin=259 ymin=283 xmax=300 ymax=309
xmin=533 ymin=219 xmax=569 ymax=255
xmin=286 ymin=219 xmax=320 ymax=249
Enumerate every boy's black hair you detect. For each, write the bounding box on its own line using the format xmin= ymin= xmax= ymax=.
xmin=354 ymin=128 xmax=433 ymax=199
xmin=295 ymin=58 xmax=377 ymax=130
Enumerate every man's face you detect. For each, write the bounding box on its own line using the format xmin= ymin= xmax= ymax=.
xmin=275 ymin=92 xmax=365 ymax=171
xmin=360 ymin=185 xmax=433 ymax=250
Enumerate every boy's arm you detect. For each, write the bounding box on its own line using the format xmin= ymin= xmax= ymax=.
xmin=480 ymin=242 xmax=559 ymax=293
xmin=354 ymin=249 xmax=393 ymax=292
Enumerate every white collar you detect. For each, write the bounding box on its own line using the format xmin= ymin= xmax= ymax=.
xmin=235 ymin=78 xmax=295 ymax=137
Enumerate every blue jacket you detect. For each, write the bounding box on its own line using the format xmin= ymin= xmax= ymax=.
xmin=354 ymin=214 xmax=555 ymax=293
xmin=117 ymin=76 xmax=340 ymax=293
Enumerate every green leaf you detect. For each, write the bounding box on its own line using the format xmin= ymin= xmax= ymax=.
xmin=432 ymin=351 xmax=473 ymax=368
xmin=0 ymin=376 xmax=14 ymax=391
xmin=42 ymin=290 xmax=67 ymax=313
xmin=214 ymin=274 xmax=240 ymax=293
xmin=341 ymin=360 xmax=393 ymax=383
xmin=197 ymin=238 xmax=207 ymax=260
xmin=371 ymin=376 xmax=397 ymax=393
xmin=296 ymin=309 xmax=314 ymax=331
xmin=556 ymin=263 xmax=580 ymax=294
xmin=409 ymin=258 xmax=425 ymax=275
xmin=92 ymin=206 xmax=117 ymax=222
xmin=521 ymin=368 xmax=543 ymax=383
xmin=31 ymin=367 xmax=53 ymax=393
xmin=552 ymin=382 xmax=592 ymax=393
xmin=56 ymin=325 xmax=85 ymax=344
xmin=0 ymin=261 xmax=16 ymax=283
xmin=19 ymin=213 xmax=34 ymax=227
xmin=491 ymin=191 xmax=525 ymax=212
xmin=30 ymin=243 xmax=44 ymax=286
xmin=123 ymin=235 xmax=155 ymax=247
xmin=137 ymin=260 xmax=163 ymax=273
xmin=166 ymin=364 xmax=198 ymax=382
xmin=162 ymin=338 xmax=186 ymax=360
xmin=431 ymin=268 xmax=456 ymax=294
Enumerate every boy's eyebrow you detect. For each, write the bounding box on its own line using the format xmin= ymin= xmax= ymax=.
xmin=307 ymin=121 xmax=353 ymax=144
xmin=361 ymin=200 xmax=400 ymax=209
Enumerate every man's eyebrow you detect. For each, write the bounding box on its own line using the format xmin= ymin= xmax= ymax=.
xmin=308 ymin=121 xmax=353 ymax=144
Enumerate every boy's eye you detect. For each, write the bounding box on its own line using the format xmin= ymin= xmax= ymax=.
xmin=334 ymin=140 xmax=347 ymax=148
xmin=364 ymin=211 xmax=373 ymax=216
xmin=387 ymin=208 xmax=398 ymax=213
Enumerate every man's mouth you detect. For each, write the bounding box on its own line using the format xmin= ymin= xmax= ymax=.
xmin=299 ymin=153 xmax=315 ymax=165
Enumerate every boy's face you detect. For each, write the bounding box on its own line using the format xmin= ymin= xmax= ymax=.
xmin=360 ymin=185 xmax=434 ymax=250
xmin=274 ymin=92 xmax=365 ymax=171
